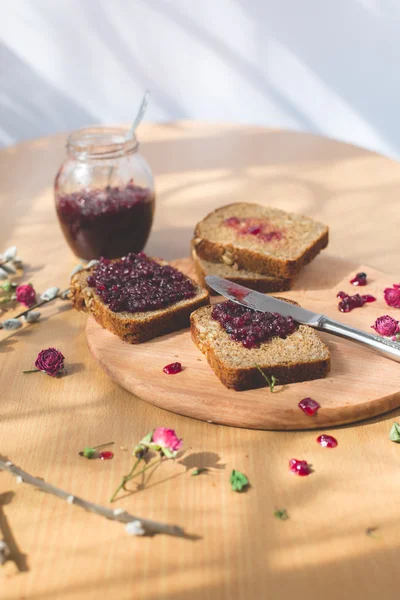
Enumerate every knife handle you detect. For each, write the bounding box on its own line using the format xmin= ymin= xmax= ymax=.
xmin=317 ymin=317 xmax=400 ymax=364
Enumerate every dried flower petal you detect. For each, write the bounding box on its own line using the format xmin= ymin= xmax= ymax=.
xmin=384 ymin=285 xmax=400 ymax=308
xmin=372 ymin=315 xmax=399 ymax=337
xmin=16 ymin=284 xmax=36 ymax=307
xmin=2 ymin=318 xmax=22 ymax=330
xmin=40 ymin=287 xmax=60 ymax=301
xmin=0 ymin=268 xmax=8 ymax=280
xmin=152 ymin=427 xmax=183 ymax=456
xmin=34 ymin=347 xmax=65 ymax=376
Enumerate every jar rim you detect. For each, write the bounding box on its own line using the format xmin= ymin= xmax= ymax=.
xmin=66 ymin=126 xmax=138 ymax=159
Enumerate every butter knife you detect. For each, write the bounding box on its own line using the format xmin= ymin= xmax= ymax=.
xmin=205 ymin=275 xmax=400 ymax=364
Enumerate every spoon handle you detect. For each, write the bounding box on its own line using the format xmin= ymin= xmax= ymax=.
xmin=127 ymin=90 xmax=150 ymax=138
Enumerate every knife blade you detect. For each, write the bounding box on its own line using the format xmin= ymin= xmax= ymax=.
xmin=204 ymin=275 xmax=400 ymax=364
xmin=205 ymin=275 xmax=322 ymax=326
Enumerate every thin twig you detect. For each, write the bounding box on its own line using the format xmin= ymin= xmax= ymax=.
xmin=14 ymin=299 xmax=48 ymax=320
xmin=7 ymin=287 xmax=70 ymax=321
xmin=110 ymin=457 xmax=142 ymax=503
xmin=0 ymin=456 xmax=188 ymax=538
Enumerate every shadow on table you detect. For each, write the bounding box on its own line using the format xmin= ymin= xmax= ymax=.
xmin=0 ymin=491 xmax=29 ymax=573
xmin=115 ymin=451 xmax=226 ymax=502
xmin=0 ymin=301 xmax=74 ymax=353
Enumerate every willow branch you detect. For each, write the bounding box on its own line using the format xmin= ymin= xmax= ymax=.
xmin=0 ymin=456 xmax=188 ymax=539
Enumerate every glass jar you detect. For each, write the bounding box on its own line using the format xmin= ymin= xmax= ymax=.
xmin=54 ymin=126 xmax=155 ymax=260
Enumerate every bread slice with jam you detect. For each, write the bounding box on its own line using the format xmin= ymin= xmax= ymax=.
xmin=190 ymin=301 xmax=330 ymax=391
xmin=193 ymin=203 xmax=328 ymax=278
xmin=71 ymin=253 xmax=209 ymax=343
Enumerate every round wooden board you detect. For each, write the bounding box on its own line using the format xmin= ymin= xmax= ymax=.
xmin=86 ymin=256 xmax=400 ymax=430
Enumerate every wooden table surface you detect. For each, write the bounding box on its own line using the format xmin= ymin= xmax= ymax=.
xmin=1 ymin=122 xmax=400 ymax=600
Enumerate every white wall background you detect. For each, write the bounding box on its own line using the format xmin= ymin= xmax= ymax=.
xmin=0 ymin=0 xmax=399 ymax=157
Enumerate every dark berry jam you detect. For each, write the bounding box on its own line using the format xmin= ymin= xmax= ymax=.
xmin=298 ymin=397 xmax=320 ymax=416
xmin=317 ymin=434 xmax=338 ymax=448
xmin=88 ymin=253 xmax=196 ymax=313
xmin=350 ymin=272 xmax=367 ymax=286
xmin=211 ymin=300 xmax=297 ymax=349
xmin=289 ymin=458 xmax=311 ymax=476
xmin=163 ymin=362 xmax=182 ymax=374
xmin=55 ymin=180 xmax=154 ymax=260
xmin=337 ymin=291 xmax=376 ymax=312
xmin=224 ymin=216 xmax=283 ymax=243
xmin=99 ymin=450 xmax=114 ymax=460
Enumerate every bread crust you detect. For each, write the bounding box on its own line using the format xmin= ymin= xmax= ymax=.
xmin=193 ymin=203 xmax=329 ymax=278
xmin=71 ymin=265 xmax=209 ymax=344
xmin=193 ymin=251 xmax=293 ymax=294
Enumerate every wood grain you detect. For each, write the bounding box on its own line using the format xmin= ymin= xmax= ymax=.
xmin=87 ymin=257 xmax=400 ymax=430
xmin=1 ymin=123 xmax=400 ymax=600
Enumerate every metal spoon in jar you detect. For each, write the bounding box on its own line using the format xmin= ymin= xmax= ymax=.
xmin=126 ymin=90 xmax=150 ymax=139
xmin=107 ymin=90 xmax=151 ymax=185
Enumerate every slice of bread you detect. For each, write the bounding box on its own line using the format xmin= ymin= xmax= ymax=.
xmin=192 ymin=248 xmax=293 ymax=295
xmin=71 ymin=260 xmax=209 ymax=344
xmin=193 ymin=203 xmax=328 ymax=278
xmin=190 ymin=303 xmax=330 ymax=390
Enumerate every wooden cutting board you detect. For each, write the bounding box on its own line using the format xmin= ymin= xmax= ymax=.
xmin=86 ymin=255 xmax=400 ymax=430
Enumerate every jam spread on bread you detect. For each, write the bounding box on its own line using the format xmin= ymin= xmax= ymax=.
xmin=211 ymin=300 xmax=297 ymax=349
xmin=87 ymin=253 xmax=196 ymax=313
xmin=223 ymin=216 xmax=283 ymax=243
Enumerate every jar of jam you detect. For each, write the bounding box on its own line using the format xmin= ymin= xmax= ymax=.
xmin=54 ymin=126 xmax=155 ymax=260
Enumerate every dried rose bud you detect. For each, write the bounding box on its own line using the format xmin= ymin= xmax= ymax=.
xmin=34 ymin=348 xmax=65 ymax=377
xmin=384 ymin=284 xmax=400 ymax=308
xmin=16 ymin=284 xmax=36 ymax=307
xmin=152 ymin=427 xmax=183 ymax=453
xmin=371 ymin=315 xmax=400 ymax=337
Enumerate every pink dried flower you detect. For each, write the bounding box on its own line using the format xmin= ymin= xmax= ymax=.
xmin=152 ymin=427 xmax=182 ymax=452
xmin=372 ymin=315 xmax=399 ymax=337
xmin=384 ymin=284 xmax=400 ymax=308
xmin=16 ymin=284 xmax=36 ymax=307
xmin=35 ymin=348 xmax=65 ymax=376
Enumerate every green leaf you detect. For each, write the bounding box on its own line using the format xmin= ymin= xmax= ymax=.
xmin=389 ymin=422 xmax=400 ymax=442
xmin=161 ymin=447 xmax=175 ymax=459
xmin=274 ymin=508 xmax=289 ymax=521
xmin=230 ymin=469 xmax=249 ymax=492
xmin=140 ymin=431 xmax=154 ymax=445
xmin=83 ymin=447 xmax=96 ymax=459
xmin=1 ymin=281 xmax=12 ymax=292
xmin=255 ymin=365 xmax=277 ymax=392
xmin=191 ymin=468 xmax=207 ymax=476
